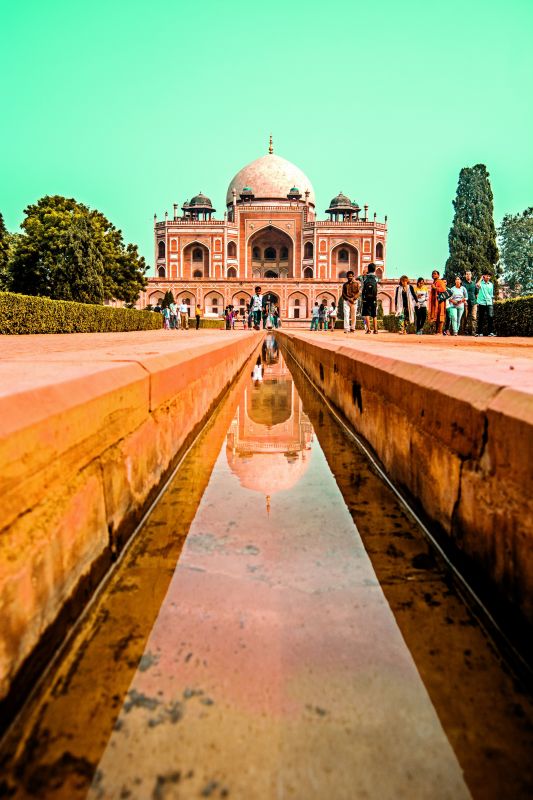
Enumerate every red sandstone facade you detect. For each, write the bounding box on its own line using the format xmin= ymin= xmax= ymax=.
xmin=141 ymin=141 xmax=397 ymax=318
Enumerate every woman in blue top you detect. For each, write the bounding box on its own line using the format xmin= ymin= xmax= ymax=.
xmin=448 ymin=277 xmax=467 ymax=335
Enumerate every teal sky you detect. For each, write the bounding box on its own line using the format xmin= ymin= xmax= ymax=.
xmin=1 ymin=0 xmax=531 ymax=277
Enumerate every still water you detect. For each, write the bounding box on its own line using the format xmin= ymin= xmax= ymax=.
xmin=1 ymin=336 xmax=532 ymax=799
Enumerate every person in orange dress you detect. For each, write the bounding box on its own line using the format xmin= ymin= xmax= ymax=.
xmin=429 ymin=269 xmax=447 ymax=335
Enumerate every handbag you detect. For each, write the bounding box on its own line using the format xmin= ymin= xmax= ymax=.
xmin=438 ymin=288 xmax=453 ymax=303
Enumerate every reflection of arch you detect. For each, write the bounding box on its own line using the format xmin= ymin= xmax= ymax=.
xmin=303 ymin=267 xmax=313 ymax=279
xmin=158 ymin=240 xmax=165 ymax=259
xmin=376 ymin=241 xmax=384 ymax=260
xmin=304 ymin=241 xmax=314 ymax=259
xmin=158 ymin=266 xmax=166 ymax=278
xmin=331 ymin=242 xmax=359 ymax=277
xmin=227 ymin=267 xmax=237 ymax=278
xmin=288 ymin=291 xmax=308 ymax=319
xmin=228 ymin=241 xmax=237 ymax=258
xmin=204 ymin=290 xmax=223 ymax=317
xmin=177 ymin=291 xmax=195 ymax=315
xmin=265 ymin=247 xmax=276 ymax=260
xmin=183 ymin=241 xmax=210 ymax=278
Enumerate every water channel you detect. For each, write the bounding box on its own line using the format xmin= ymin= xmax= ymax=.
xmin=1 ymin=336 xmax=532 ymax=799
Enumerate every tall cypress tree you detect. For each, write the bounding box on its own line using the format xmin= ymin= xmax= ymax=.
xmin=0 ymin=212 xmax=9 ymax=289
xmin=445 ymin=164 xmax=499 ymax=285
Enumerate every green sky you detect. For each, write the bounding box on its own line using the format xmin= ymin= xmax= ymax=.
xmin=1 ymin=0 xmax=531 ymax=277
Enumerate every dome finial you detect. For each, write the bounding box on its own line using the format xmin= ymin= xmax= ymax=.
xmin=268 ymin=134 xmax=273 ymax=154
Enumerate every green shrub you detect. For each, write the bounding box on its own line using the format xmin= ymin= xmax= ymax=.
xmin=0 ymin=291 xmax=163 ymax=334
xmin=494 ymin=295 xmax=533 ymax=337
xmin=381 ymin=314 xmax=416 ymax=334
xmin=195 ymin=318 xmax=225 ymax=329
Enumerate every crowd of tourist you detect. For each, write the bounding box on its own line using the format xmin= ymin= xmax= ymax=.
xmin=153 ymin=267 xmax=496 ymax=337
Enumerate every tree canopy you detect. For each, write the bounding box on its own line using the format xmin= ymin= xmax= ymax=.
xmin=7 ymin=196 xmax=148 ymax=304
xmin=498 ymin=208 xmax=533 ymax=296
xmin=445 ymin=164 xmax=499 ymax=284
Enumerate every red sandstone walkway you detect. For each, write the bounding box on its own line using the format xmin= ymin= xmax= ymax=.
xmin=286 ymin=330 xmax=533 ymax=393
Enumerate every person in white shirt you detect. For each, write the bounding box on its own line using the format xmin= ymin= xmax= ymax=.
xmin=179 ymin=301 xmax=189 ymax=330
xmin=448 ymin=277 xmax=467 ymax=335
xmin=169 ymin=301 xmax=178 ymax=330
xmin=252 ymin=356 xmax=264 ymax=383
xmin=251 ymin=286 xmax=263 ymax=330
xmin=415 ymin=278 xmax=428 ymax=335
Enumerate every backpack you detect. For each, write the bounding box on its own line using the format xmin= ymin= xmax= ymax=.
xmin=362 ymin=275 xmax=378 ymax=302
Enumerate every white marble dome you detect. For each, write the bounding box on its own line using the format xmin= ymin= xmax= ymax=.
xmin=226 ymin=153 xmax=316 ymax=206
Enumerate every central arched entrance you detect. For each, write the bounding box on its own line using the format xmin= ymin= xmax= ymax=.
xmin=263 ymin=291 xmax=279 ymax=312
xmin=248 ymin=226 xmax=293 ymax=279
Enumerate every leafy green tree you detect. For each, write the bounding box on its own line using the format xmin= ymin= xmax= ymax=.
xmin=445 ymin=165 xmax=499 ymax=285
xmin=161 ymin=290 xmax=175 ymax=308
xmin=0 ymin=213 xmax=9 ymax=285
xmin=498 ymin=208 xmax=533 ymax=296
xmin=9 ymin=195 xmax=147 ymax=304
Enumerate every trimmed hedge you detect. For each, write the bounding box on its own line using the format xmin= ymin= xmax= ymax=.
xmin=382 ymin=314 xmax=417 ymax=334
xmin=0 ymin=291 xmax=163 ymax=335
xmin=195 ymin=318 xmax=225 ymax=329
xmin=494 ymin=295 xmax=533 ymax=337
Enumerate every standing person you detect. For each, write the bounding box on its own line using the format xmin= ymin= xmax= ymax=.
xmin=361 ymin=262 xmax=379 ymax=335
xmin=342 ymin=271 xmax=360 ymax=334
xmin=195 ymin=303 xmax=201 ymax=330
xmin=443 ymin=284 xmax=453 ymax=336
xmin=179 ymin=299 xmax=189 ymax=330
xmin=169 ymin=299 xmax=178 ymax=330
xmin=429 ymin=270 xmax=447 ymax=335
xmin=463 ymin=270 xmax=478 ymax=336
xmin=476 ymin=271 xmax=496 ymax=336
xmin=162 ymin=305 xmax=170 ymax=330
xmin=310 ymin=301 xmax=320 ymax=331
xmin=272 ymin=305 xmax=280 ymax=329
xmin=448 ymin=276 xmax=468 ymax=335
xmin=394 ymin=276 xmax=417 ymax=334
xmin=262 ymin=301 xmax=270 ymax=330
xmin=414 ymin=278 xmax=428 ymax=334
xmin=318 ymin=300 xmax=328 ymax=330
xmin=328 ymin=300 xmax=337 ymax=331
xmin=251 ymin=287 xmax=263 ymax=330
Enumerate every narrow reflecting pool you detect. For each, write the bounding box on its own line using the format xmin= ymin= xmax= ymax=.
xmin=1 ymin=336 xmax=532 ymax=799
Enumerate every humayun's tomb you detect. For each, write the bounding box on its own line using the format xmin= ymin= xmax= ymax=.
xmin=140 ymin=138 xmax=397 ymax=320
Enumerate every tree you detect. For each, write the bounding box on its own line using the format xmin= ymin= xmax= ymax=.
xmin=445 ymin=165 xmax=499 ymax=285
xmin=161 ymin=290 xmax=175 ymax=308
xmin=0 ymin=213 xmax=9 ymax=290
xmin=498 ymin=208 xmax=533 ymax=296
xmin=8 ymin=196 xmax=148 ymax=304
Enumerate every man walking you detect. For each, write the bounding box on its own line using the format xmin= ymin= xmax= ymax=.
xmin=195 ymin=303 xmax=201 ymax=330
xmin=251 ymin=287 xmax=263 ymax=330
xmin=342 ymin=271 xmax=360 ymax=333
xmin=463 ymin=270 xmax=477 ymax=336
xmin=361 ymin=262 xmax=379 ymax=334
xmin=476 ymin=271 xmax=496 ymax=336
xmin=179 ymin=299 xmax=189 ymax=330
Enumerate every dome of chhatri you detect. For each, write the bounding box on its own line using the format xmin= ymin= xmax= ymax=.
xmin=329 ymin=192 xmax=352 ymax=208
xmin=226 ymin=152 xmax=315 ymax=206
xmin=189 ymin=192 xmax=213 ymax=208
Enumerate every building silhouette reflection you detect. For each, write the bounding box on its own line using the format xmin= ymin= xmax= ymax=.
xmin=226 ymin=337 xmax=313 ymax=500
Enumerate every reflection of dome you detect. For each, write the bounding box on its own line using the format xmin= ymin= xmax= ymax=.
xmin=226 ymin=153 xmax=315 ymax=206
xmin=227 ymin=450 xmax=310 ymax=494
xmin=248 ymin=379 xmax=291 ymax=426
